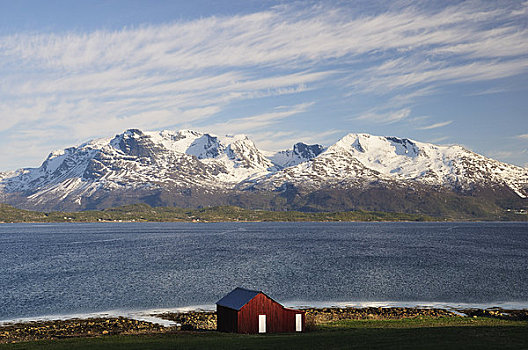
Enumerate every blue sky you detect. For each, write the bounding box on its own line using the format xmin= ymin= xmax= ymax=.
xmin=0 ymin=0 xmax=527 ymax=171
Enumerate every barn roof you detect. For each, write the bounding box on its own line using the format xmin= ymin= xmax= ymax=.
xmin=216 ymin=287 xmax=261 ymax=310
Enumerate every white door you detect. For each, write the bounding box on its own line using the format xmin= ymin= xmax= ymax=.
xmin=296 ymin=314 xmax=302 ymax=332
xmin=259 ymin=314 xmax=266 ymax=333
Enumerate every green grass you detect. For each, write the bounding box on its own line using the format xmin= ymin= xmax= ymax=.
xmin=320 ymin=316 xmax=526 ymax=328
xmin=2 ymin=317 xmax=527 ymax=350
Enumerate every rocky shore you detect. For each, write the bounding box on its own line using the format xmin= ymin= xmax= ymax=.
xmin=0 ymin=317 xmax=166 ymax=343
xmin=158 ymin=311 xmax=217 ymax=330
xmin=304 ymin=307 xmax=459 ymax=324
xmin=1 ymin=307 xmax=527 ymax=343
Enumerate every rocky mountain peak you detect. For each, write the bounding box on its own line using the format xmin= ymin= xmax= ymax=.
xmin=225 ymin=136 xmax=273 ymax=170
xmin=293 ymin=142 xmax=325 ymax=159
xmin=270 ymin=142 xmax=325 ymax=169
xmin=111 ymin=129 xmax=164 ymax=158
xmin=186 ymin=134 xmax=224 ymax=159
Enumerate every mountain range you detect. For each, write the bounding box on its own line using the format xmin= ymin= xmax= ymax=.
xmin=1 ymin=129 xmax=527 ymax=218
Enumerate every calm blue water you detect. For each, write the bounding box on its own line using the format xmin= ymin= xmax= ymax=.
xmin=1 ymin=222 xmax=527 ymax=320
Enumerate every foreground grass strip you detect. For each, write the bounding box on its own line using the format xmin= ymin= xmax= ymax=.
xmin=2 ymin=318 xmax=527 ymax=350
xmin=320 ymin=316 xmax=528 ymax=328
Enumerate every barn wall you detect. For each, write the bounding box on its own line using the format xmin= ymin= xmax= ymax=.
xmin=217 ymin=305 xmax=238 ymax=332
xmin=237 ymin=293 xmax=305 ymax=333
xmin=284 ymin=308 xmax=305 ymax=332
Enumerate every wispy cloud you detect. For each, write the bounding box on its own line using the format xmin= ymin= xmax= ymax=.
xmin=486 ymin=149 xmax=528 ymax=164
xmin=356 ymin=108 xmax=411 ymax=124
xmin=417 ymin=120 xmax=453 ymax=130
xmin=467 ymin=87 xmax=509 ymax=96
xmin=357 ymin=58 xmax=528 ymax=93
xmin=429 ymin=136 xmax=450 ymax=144
xmin=0 ymin=1 xmax=527 ymax=169
xmin=199 ymin=103 xmax=314 ymax=137
xmin=516 ymin=133 xmax=528 ymax=140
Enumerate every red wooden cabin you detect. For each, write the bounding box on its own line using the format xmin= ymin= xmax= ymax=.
xmin=216 ymin=287 xmax=305 ymax=334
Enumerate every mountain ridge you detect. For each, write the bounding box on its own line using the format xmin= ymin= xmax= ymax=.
xmin=1 ymin=129 xmax=526 ymax=216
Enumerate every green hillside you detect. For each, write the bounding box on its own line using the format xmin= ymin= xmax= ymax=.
xmin=1 ymin=202 xmax=527 ymax=223
xmin=0 ymin=203 xmax=438 ymax=223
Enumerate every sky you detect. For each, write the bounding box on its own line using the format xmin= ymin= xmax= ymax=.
xmin=0 ymin=0 xmax=527 ymax=171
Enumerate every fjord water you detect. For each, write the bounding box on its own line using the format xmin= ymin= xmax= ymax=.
xmin=1 ymin=222 xmax=527 ymax=320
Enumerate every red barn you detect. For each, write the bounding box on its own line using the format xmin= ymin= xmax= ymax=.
xmin=216 ymin=287 xmax=305 ymax=334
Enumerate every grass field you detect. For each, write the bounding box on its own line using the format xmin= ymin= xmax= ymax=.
xmin=2 ymin=317 xmax=527 ymax=350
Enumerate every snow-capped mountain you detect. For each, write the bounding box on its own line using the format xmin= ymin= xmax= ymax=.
xmin=248 ymin=133 xmax=528 ymax=197
xmin=1 ymin=129 xmax=526 ymax=214
xmin=0 ymin=129 xmax=275 ymax=209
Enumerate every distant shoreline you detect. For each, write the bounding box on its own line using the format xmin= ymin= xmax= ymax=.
xmin=2 ymin=203 xmax=527 ymax=224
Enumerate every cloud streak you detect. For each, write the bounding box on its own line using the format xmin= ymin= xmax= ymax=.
xmin=200 ymin=103 xmax=314 ymax=136
xmin=417 ymin=120 xmax=453 ymax=130
xmin=356 ymin=108 xmax=412 ymax=124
